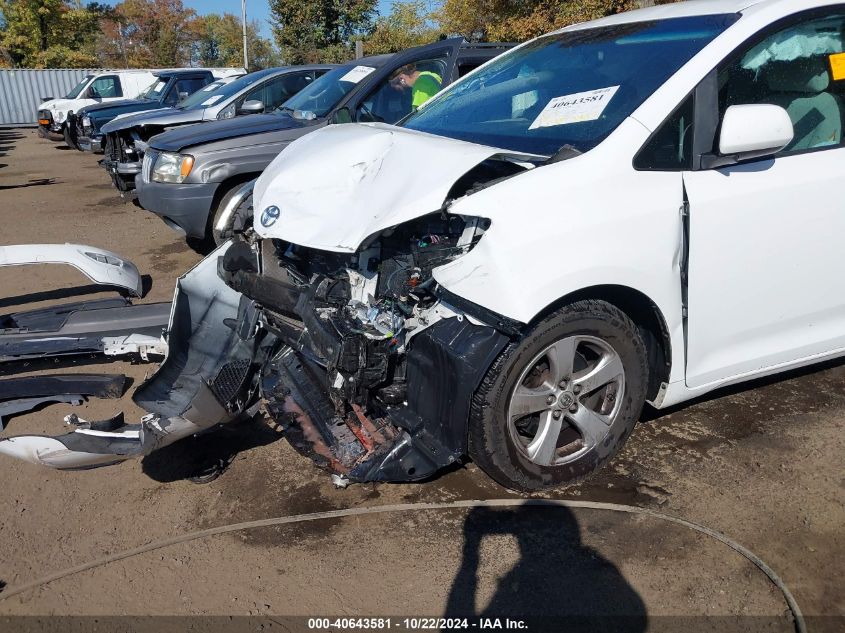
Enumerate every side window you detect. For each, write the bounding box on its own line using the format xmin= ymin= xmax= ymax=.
xmin=634 ymin=93 xmax=695 ymax=170
xmin=239 ymin=81 xmax=267 ymax=111
xmin=457 ymin=60 xmax=485 ymax=77
xmin=89 ymin=75 xmax=121 ymax=98
xmin=356 ymin=55 xmax=448 ymax=124
xmin=715 ymin=13 xmax=845 ymax=155
xmin=264 ymin=71 xmax=318 ymax=111
xmin=166 ymin=77 xmax=207 ymax=105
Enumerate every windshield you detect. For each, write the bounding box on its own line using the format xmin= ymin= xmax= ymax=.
xmin=279 ymin=65 xmax=375 ymax=118
xmin=403 ymin=15 xmax=738 ymax=156
xmin=139 ymin=77 xmax=169 ymax=100
xmin=65 ymin=75 xmax=94 ymax=99
xmin=177 ymin=73 xmax=262 ymax=110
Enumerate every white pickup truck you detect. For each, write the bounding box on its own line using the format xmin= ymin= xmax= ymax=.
xmin=37 ymin=68 xmax=243 ymax=146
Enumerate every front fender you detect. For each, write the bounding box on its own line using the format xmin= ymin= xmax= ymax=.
xmin=434 ymin=119 xmax=687 ymax=383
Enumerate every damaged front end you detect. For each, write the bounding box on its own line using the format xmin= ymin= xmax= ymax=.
xmin=0 ymin=244 xmax=279 ymax=469
xmin=219 ymin=208 xmax=514 ymax=482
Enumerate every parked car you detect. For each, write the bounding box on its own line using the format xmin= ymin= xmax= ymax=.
xmin=135 ymin=39 xmax=513 ymax=246
xmin=36 ymin=68 xmax=241 ymax=149
xmin=72 ymin=69 xmax=242 ymax=153
xmin=100 ymin=66 xmax=335 ymax=192
xmin=4 ymin=0 xmax=843 ymax=494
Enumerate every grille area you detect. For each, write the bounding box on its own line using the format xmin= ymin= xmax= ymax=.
xmin=211 ymin=358 xmax=251 ymax=405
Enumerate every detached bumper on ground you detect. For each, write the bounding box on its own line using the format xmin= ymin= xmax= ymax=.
xmin=0 ymin=244 xmax=276 ymax=469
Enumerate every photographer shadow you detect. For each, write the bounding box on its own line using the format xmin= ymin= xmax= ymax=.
xmin=444 ymin=506 xmax=647 ymax=633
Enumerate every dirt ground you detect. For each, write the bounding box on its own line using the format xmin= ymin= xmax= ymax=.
xmin=0 ymin=129 xmax=842 ymax=631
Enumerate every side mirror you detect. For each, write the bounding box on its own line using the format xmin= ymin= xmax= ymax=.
xmin=329 ymin=107 xmax=353 ymax=125
xmin=238 ymin=100 xmax=264 ymax=115
xmin=83 ymin=87 xmax=95 ymax=99
xmin=702 ymin=104 xmax=794 ymax=169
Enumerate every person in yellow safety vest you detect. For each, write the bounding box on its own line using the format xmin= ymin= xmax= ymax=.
xmin=390 ymin=63 xmax=443 ymax=109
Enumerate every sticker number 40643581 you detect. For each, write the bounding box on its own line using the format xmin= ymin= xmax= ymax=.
xmin=529 ymin=85 xmax=620 ymax=130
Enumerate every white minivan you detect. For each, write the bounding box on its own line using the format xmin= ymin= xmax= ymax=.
xmin=3 ymin=0 xmax=843 ymax=493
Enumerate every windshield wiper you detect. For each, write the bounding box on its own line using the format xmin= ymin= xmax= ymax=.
xmin=545 ymin=144 xmax=582 ymax=164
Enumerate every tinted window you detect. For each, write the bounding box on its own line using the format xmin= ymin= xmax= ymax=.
xmin=239 ymin=81 xmax=269 ymax=111
xmin=140 ymin=78 xmax=168 ymax=100
xmin=280 ymin=65 xmax=374 ymax=118
xmin=177 ymin=80 xmax=229 ymax=110
xmin=357 ymin=56 xmax=448 ymax=124
xmin=176 ymin=71 xmax=270 ymax=109
xmin=66 ymin=75 xmax=94 ymax=99
xmin=167 ymin=77 xmax=207 ymax=105
xmin=634 ymin=93 xmax=695 ymax=170
xmin=263 ymin=71 xmax=319 ymax=110
xmin=403 ymin=15 xmax=737 ymax=156
xmin=715 ymin=13 xmax=845 ymax=155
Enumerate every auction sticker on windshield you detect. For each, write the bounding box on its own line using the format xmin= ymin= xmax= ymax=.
xmin=529 ymin=86 xmax=620 ymax=129
xmin=340 ymin=66 xmax=376 ymax=84
xmin=201 ymin=94 xmax=224 ymax=106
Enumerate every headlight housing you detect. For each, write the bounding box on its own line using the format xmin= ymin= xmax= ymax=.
xmin=53 ymin=109 xmax=66 ymax=123
xmin=82 ymin=116 xmax=91 ymax=128
xmin=151 ymin=152 xmax=195 ymax=184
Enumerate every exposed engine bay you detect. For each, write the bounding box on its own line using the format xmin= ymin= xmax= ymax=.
xmin=221 ymin=204 xmax=513 ymax=483
xmin=0 ymin=153 xmax=526 ymax=482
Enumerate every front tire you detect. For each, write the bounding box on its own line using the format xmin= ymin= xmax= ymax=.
xmin=468 ymin=300 xmax=648 ymax=491
xmin=63 ymin=123 xmax=79 ymax=150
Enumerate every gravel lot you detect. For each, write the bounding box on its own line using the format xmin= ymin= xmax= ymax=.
xmin=0 ymin=129 xmax=842 ymax=631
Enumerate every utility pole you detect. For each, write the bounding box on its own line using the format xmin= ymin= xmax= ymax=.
xmin=242 ymin=0 xmax=249 ymax=70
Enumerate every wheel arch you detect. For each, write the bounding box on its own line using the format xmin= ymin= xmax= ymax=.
xmin=210 ymin=172 xmax=261 ymax=215
xmin=527 ymin=284 xmax=672 ymax=401
xmin=205 ymin=172 xmax=260 ymax=237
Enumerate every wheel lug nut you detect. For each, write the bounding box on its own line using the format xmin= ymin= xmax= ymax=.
xmin=573 ymin=385 xmax=582 ymax=395
xmin=558 ymin=379 xmax=568 ymax=388
xmin=569 ymin=404 xmax=578 ymax=413
xmin=546 ymin=395 xmax=556 ymax=405
xmin=552 ymin=410 xmax=562 ymax=419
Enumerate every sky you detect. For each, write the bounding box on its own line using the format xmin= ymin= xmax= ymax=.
xmin=103 ymin=1 xmax=396 ymax=39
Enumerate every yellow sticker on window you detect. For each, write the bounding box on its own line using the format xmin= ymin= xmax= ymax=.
xmin=830 ymin=52 xmax=845 ymax=81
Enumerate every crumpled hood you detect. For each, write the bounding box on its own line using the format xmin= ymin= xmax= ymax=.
xmin=149 ymin=113 xmax=313 ymax=152
xmin=100 ymin=107 xmax=201 ymax=134
xmin=253 ymin=123 xmax=530 ymax=252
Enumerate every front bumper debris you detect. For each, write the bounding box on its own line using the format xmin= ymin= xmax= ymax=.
xmin=0 ymin=298 xmax=169 ymax=363
xmin=0 ymin=243 xmax=278 ymax=470
xmin=0 ymin=374 xmax=125 ymax=430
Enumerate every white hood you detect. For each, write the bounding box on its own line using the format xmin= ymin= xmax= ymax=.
xmin=253 ymin=123 xmax=529 ymax=252
xmin=38 ymin=98 xmax=76 ymax=121
xmin=39 ymin=99 xmax=71 ymax=111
